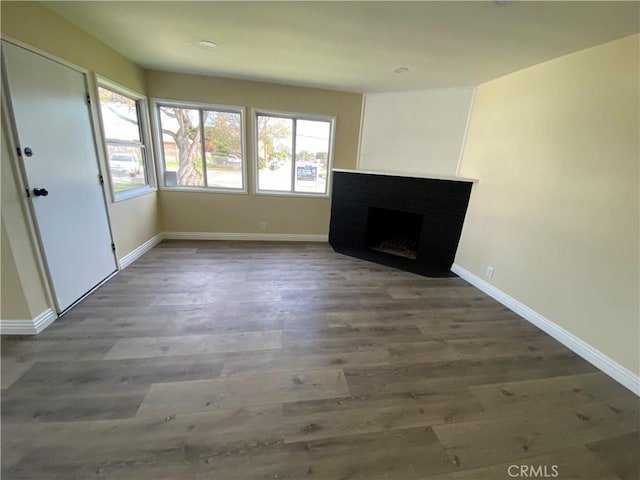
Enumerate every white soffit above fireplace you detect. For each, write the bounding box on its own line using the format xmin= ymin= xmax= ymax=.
xmin=358 ymin=88 xmax=476 ymax=178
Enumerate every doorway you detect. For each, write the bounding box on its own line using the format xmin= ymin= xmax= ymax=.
xmin=2 ymin=41 xmax=117 ymax=313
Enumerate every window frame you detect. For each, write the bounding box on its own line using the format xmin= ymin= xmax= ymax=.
xmin=253 ymin=108 xmax=336 ymax=198
xmin=95 ymin=76 xmax=156 ymax=202
xmin=151 ymin=98 xmax=248 ymax=194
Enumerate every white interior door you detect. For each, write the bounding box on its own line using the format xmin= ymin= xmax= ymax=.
xmin=2 ymin=41 xmax=117 ymax=312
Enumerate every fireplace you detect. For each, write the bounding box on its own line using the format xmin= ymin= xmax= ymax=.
xmin=329 ymin=169 xmax=474 ymax=277
xmin=366 ymin=207 xmax=422 ymax=260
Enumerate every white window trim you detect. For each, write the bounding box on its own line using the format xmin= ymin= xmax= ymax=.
xmin=150 ymin=98 xmax=248 ymax=195
xmin=95 ymin=76 xmax=157 ymax=203
xmin=252 ymin=108 xmax=336 ymax=198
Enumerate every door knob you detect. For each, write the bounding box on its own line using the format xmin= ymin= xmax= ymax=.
xmin=33 ymin=188 xmax=49 ymax=197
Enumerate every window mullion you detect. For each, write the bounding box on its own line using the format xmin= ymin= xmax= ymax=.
xmin=135 ymin=101 xmax=144 ymax=142
xmin=291 ymin=118 xmax=297 ymax=193
xmin=134 ymin=99 xmax=148 ymax=186
xmin=139 ymin=144 xmax=148 ymax=185
xmin=106 ymin=140 xmax=144 ymax=148
xmin=199 ymin=109 xmax=207 ymax=187
xmin=104 ymin=139 xmax=145 ymax=147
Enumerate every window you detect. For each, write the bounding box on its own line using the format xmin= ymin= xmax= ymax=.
xmin=255 ymin=111 xmax=334 ymax=195
xmin=154 ymin=101 xmax=245 ymax=191
xmin=97 ymin=82 xmax=153 ymax=200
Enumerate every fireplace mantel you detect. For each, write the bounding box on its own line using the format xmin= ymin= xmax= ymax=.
xmin=332 ymin=168 xmax=478 ymax=184
xmin=329 ymin=169 xmax=474 ymax=277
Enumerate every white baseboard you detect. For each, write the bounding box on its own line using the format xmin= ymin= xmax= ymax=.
xmin=163 ymin=231 xmax=328 ymax=242
xmin=451 ymin=263 xmax=640 ymax=396
xmin=118 ymin=233 xmax=164 ymax=269
xmin=0 ymin=308 xmax=57 ymax=335
xmin=119 ymin=231 xmax=327 ymax=269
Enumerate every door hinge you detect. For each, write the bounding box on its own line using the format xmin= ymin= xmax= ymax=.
xmin=16 ymin=147 xmax=22 ymax=157
xmin=25 ymin=188 xmax=31 ymax=198
xmin=99 ymin=174 xmax=104 ymax=185
xmin=111 ymin=243 xmax=116 ymax=252
xmin=86 ymin=94 xmax=91 ymax=105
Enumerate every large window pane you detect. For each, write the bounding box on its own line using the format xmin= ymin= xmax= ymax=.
xmin=106 ymin=145 xmax=146 ymax=193
xmin=257 ymin=115 xmax=293 ymax=191
xmin=97 ymin=85 xmax=151 ymax=200
xmin=204 ymin=111 xmax=243 ymax=189
xmin=98 ymin=87 xmax=141 ymax=142
xmin=255 ymin=113 xmax=333 ymax=196
xmin=158 ymin=107 xmax=204 ymax=187
xmin=294 ymin=119 xmax=330 ymax=194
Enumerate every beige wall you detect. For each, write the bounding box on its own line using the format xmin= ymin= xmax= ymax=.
xmin=1 ymin=122 xmax=50 ymax=320
xmin=1 ymin=1 xmax=145 ymax=92
xmin=1 ymin=221 xmax=31 ymax=319
xmin=456 ymin=34 xmax=639 ymax=375
xmin=359 ymin=87 xmax=475 ymax=176
xmin=147 ymin=70 xmax=362 ymax=234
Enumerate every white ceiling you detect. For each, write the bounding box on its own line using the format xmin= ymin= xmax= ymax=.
xmin=44 ymin=1 xmax=639 ymax=93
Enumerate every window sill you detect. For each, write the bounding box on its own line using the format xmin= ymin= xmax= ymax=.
xmin=158 ymin=186 xmax=248 ymax=195
xmin=254 ymin=190 xmax=330 ymax=199
xmin=112 ymin=185 xmax=157 ymax=203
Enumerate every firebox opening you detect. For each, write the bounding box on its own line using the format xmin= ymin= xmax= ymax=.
xmin=365 ymin=207 xmax=423 ymax=260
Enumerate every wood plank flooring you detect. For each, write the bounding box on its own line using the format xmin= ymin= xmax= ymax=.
xmin=1 ymin=241 xmax=638 ymax=479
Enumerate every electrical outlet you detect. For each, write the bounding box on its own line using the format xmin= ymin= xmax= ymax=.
xmin=485 ymin=266 xmax=495 ymax=279
xmin=260 ymin=222 xmax=267 ymax=231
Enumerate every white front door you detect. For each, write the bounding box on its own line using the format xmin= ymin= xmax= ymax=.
xmin=2 ymin=41 xmax=117 ymax=312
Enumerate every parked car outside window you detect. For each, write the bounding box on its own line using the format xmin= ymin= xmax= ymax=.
xmin=109 ymin=153 xmax=140 ymax=176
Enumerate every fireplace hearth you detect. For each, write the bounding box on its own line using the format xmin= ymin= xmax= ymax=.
xmin=366 ymin=207 xmax=422 ymax=260
xmin=329 ymin=169 xmax=474 ymax=277
xmin=371 ymin=238 xmax=418 ymax=259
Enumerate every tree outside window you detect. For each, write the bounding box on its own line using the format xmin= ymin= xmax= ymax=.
xmin=156 ymin=103 xmax=244 ymax=190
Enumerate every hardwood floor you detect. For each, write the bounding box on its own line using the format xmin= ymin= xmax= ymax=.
xmin=1 ymin=241 xmax=638 ymax=479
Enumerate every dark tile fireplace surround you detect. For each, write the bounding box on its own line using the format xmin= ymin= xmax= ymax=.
xmin=329 ymin=170 xmax=474 ymax=277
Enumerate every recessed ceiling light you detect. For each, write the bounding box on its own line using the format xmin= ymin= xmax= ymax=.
xmin=393 ymin=67 xmax=410 ymax=74
xmin=199 ymin=40 xmax=218 ymax=48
